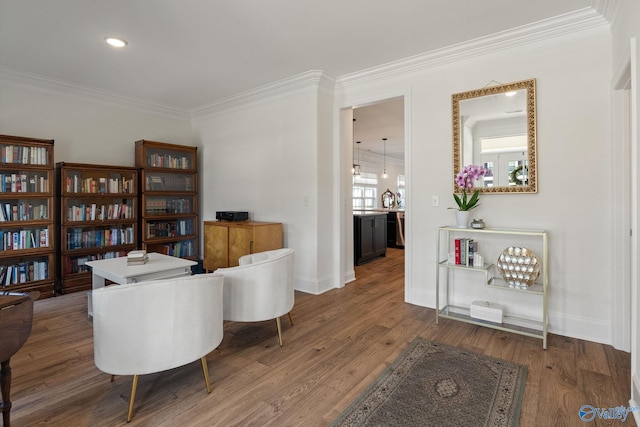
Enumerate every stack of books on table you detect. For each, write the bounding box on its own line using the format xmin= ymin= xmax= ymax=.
xmin=127 ymin=250 xmax=148 ymax=266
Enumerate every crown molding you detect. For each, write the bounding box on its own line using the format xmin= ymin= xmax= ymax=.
xmin=0 ymin=66 xmax=190 ymax=120
xmin=189 ymin=70 xmax=335 ymax=119
xmin=336 ymin=8 xmax=610 ymax=90
xmin=592 ymin=0 xmax=621 ymax=28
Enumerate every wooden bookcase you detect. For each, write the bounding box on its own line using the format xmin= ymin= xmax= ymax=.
xmin=0 ymin=134 xmax=55 ymax=299
xmin=135 ymin=140 xmax=198 ymax=260
xmin=55 ymin=162 xmax=138 ymax=294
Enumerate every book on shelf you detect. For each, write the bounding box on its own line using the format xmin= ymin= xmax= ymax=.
xmin=453 ymin=238 xmax=477 ymax=266
xmin=4 ymin=266 xmax=12 ymax=286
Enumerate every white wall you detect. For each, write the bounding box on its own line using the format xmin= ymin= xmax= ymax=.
xmin=336 ymin=31 xmax=613 ymax=344
xmin=191 ymin=82 xmax=334 ymax=294
xmin=0 ymin=78 xmax=194 ymax=165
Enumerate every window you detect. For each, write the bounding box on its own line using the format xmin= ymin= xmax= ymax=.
xmin=353 ymin=172 xmax=378 ymax=209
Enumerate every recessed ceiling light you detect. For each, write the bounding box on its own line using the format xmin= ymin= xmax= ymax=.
xmin=105 ymin=37 xmax=128 ymax=48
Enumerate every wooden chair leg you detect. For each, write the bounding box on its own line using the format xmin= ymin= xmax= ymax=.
xmin=110 ymin=375 xmax=115 ymax=382
xmin=127 ymin=374 xmax=139 ymax=423
xmin=201 ymin=356 xmax=212 ymax=393
xmin=276 ymin=317 xmax=283 ymax=347
xmin=288 ymin=312 xmax=294 ymax=326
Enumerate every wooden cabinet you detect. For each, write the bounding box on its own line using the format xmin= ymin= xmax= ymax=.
xmin=135 ymin=140 xmax=198 ymax=259
xmin=55 ymin=162 xmax=138 ymax=294
xmin=354 ymin=213 xmax=387 ymax=265
xmin=203 ymin=221 xmax=282 ymax=271
xmin=0 ymin=134 xmax=55 ymax=298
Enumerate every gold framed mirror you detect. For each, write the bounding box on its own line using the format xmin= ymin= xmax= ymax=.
xmin=452 ymin=78 xmax=537 ymax=193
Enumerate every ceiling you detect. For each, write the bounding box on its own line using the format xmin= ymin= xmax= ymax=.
xmin=1 ymin=1 xmax=598 ymax=159
xmin=353 ymin=98 xmax=405 ymax=161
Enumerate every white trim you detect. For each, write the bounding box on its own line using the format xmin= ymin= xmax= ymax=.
xmin=402 ymin=92 xmax=413 ymax=304
xmin=593 ymin=0 xmax=622 ymax=29
xmin=335 ymin=87 xmax=412 ymax=296
xmin=632 ymin=374 xmax=640 ymax=424
xmin=611 ymin=43 xmax=632 ymax=351
xmin=630 ymin=36 xmax=640 ymax=409
xmin=295 ymin=272 xmax=333 ymax=295
xmin=190 ymin=70 xmax=336 ymax=119
xmin=335 ymin=107 xmax=354 ymax=289
xmin=0 ymin=66 xmax=190 ymax=120
xmin=1 ymin=9 xmax=608 ymax=125
xmin=409 ymin=285 xmax=615 ymax=345
xmin=335 ymin=8 xmax=609 ymax=90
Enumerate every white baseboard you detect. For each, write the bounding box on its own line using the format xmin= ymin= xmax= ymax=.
xmin=632 ymin=374 xmax=640 ymax=424
xmin=294 ymin=273 xmax=333 ymax=295
xmin=344 ymin=269 xmax=356 ymax=285
xmin=405 ymin=287 xmax=613 ymax=345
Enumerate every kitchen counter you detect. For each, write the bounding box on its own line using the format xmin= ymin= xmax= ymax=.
xmin=353 ymin=208 xmax=404 ymax=215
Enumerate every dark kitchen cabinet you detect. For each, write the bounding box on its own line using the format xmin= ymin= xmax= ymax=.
xmin=354 ymin=213 xmax=387 ymax=265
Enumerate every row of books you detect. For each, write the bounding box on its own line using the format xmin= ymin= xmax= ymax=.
xmin=146 ymin=220 xmax=194 ymax=239
xmin=1 ymin=229 xmax=49 ymax=251
xmin=1 ymin=145 xmax=48 ymax=165
xmin=0 ymin=260 xmax=49 ymax=286
xmin=145 ymin=175 xmax=194 ymax=192
xmin=454 ymin=238 xmax=479 ymax=266
xmin=1 ymin=173 xmax=49 ymax=193
xmin=64 ymin=251 xmax=124 ymax=275
xmin=66 ymin=227 xmax=135 ymax=250
xmin=145 ymin=153 xmax=192 ymax=169
xmin=65 ymin=174 xmax=134 ymax=194
xmin=145 ymin=198 xmax=192 ymax=215
xmin=151 ymin=240 xmax=195 ymax=257
xmin=0 ymin=202 xmax=49 ymax=222
xmin=66 ymin=202 xmax=134 ymax=221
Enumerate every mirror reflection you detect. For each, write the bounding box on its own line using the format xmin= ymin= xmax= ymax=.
xmin=452 ymin=79 xmax=537 ymax=193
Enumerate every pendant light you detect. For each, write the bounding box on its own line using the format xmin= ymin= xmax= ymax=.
xmin=354 ymin=141 xmax=361 ymax=176
xmin=381 ymin=137 xmax=389 ymax=179
xmin=352 ymin=118 xmax=361 ymax=176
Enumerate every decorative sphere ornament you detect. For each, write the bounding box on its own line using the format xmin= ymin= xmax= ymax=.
xmin=496 ymin=247 xmax=540 ymax=289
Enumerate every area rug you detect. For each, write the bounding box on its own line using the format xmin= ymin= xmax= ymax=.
xmin=331 ymin=337 xmax=527 ymax=427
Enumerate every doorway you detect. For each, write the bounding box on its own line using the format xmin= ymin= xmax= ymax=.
xmin=343 ymin=94 xmax=409 ymax=291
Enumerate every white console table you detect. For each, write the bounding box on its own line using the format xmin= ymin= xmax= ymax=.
xmin=86 ymin=252 xmax=197 ymax=316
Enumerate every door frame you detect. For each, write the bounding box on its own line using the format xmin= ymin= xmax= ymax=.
xmin=335 ymin=89 xmax=412 ymax=298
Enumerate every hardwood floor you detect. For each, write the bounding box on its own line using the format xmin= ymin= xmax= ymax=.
xmin=8 ymin=248 xmax=635 ymax=426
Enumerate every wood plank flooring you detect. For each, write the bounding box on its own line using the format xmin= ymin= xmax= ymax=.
xmin=7 ymin=248 xmax=635 ymax=426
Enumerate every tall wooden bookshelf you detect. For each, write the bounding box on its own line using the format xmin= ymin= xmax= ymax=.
xmin=0 ymin=134 xmax=55 ymax=299
xmin=55 ymin=162 xmax=138 ymax=294
xmin=135 ymin=140 xmax=198 ymax=260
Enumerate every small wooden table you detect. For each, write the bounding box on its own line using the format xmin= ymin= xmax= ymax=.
xmin=85 ymin=253 xmax=197 ymax=316
xmin=0 ymin=292 xmax=37 ymax=427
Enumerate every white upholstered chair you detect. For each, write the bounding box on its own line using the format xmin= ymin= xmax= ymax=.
xmin=215 ymin=248 xmax=295 ymax=347
xmin=92 ymin=273 xmax=224 ymax=422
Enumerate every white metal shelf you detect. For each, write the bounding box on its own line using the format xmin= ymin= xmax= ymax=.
xmin=436 ymin=225 xmax=548 ymax=349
